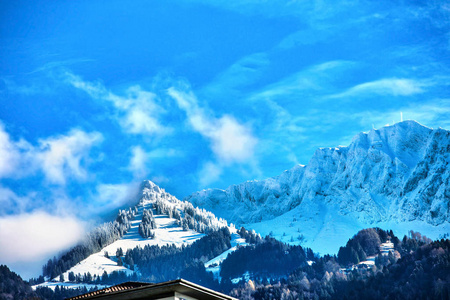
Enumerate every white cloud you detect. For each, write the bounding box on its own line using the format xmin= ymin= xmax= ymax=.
xmin=66 ymin=73 xmax=170 ymax=136
xmin=0 ymin=211 xmax=85 ymax=278
xmin=128 ymin=145 xmax=182 ymax=179
xmin=0 ymin=186 xmax=35 ymax=215
xmin=36 ymin=129 xmax=103 ymax=185
xmin=209 ymin=115 xmax=258 ymax=162
xmin=128 ymin=146 xmax=149 ymax=178
xmin=0 ymin=125 xmax=21 ymax=178
xmin=198 ymin=161 xmax=223 ymax=187
xmin=91 ymin=182 xmax=140 ymax=213
xmin=168 ymin=87 xmax=258 ymax=163
xmin=329 ymin=78 xmax=427 ymax=98
xmin=0 ymin=123 xmax=102 ymax=185
xmin=0 ymin=124 xmax=32 ymax=179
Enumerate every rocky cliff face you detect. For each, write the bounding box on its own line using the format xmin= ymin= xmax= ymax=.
xmin=185 ymin=121 xmax=450 ymax=226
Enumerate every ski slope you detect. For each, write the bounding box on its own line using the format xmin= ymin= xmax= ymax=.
xmin=61 ymin=203 xmax=204 ymax=280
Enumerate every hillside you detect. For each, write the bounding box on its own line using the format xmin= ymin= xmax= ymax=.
xmin=185 ymin=121 xmax=450 ymax=253
xmin=34 ymin=180 xmax=242 ymax=291
xmin=12 ymin=227 xmax=450 ymax=300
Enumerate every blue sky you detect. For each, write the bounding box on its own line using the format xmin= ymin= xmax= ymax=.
xmin=1 ymin=0 xmax=449 ymax=278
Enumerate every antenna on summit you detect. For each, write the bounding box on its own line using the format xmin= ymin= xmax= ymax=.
xmin=400 ymin=112 xmax=403 ymax=122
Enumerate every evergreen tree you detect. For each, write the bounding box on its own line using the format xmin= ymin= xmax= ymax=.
xmin=116 ymin=247 xmax=123 ymax=258
xmin=68 ymin=272 xmax=75 ymax=282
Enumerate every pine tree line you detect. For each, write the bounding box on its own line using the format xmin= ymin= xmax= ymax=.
xmin=11 ymin=227 xmax=450 ymax=300
xmin=153 ymin=198 xmax=227 ymax=234
xmin=138 ymin=209 xmax=157 ymax=238
xmin=40 ymin=193 xmax=228 ymax=281
xmin=228 ymin=229 xmax=446 ymax=299
xmin=59 ymin=228 xmax=232 ymax=287
xmin=220 ymin=236 xmax=309 ymax=280
xmin=237 ymin=227 xmax=262 ymax=244
xmin=42 ymin=207 xmax=137 ymax=279
xmin=337 ymin=228 xmax=401 ymax=266
xmin=123 ymin=227 xmax=232 ymax=283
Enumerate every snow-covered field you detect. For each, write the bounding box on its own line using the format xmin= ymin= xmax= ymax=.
xmin=248 ymin=203 xmax=450 ymax=255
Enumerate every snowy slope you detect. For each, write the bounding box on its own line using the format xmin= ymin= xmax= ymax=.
xmin=186 ymin=121 xmax=450 ymax=253
xmin=56 ymin=203 xmax=205 ymax=281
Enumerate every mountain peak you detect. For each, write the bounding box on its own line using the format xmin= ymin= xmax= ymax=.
xmin=141 ymin=179 xmax=158 ymax=189
xmin=186 ymin=121 xmax=450 ymax=252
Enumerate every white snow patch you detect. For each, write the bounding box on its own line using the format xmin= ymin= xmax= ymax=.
xmin=231 ymin=271 xmax=250 ymax=284
xmin=56 ymin=203 xmax=204 ymax=281
xmin=248 ymin=203 xmax=450 ymax=255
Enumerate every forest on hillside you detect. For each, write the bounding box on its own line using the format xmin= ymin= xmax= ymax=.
xmin=3 ymin=227 xmax=450 ymax=300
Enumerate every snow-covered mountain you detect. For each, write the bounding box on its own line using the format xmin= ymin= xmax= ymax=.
xmin=185 ymin=121 xmax=450 ymax=252
xmin=33 ymin=121 xmax=450 ymax=291
xmin=35 ymin=180 xmax=244 ymax=290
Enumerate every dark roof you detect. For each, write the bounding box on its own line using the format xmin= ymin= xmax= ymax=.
xmin=66 ymin=282 xmax=152 ymax=300
xmin=65 ymin=279 xmax=237 ymax=300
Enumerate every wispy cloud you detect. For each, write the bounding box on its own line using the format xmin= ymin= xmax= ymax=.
xmin=198 ymin=161 xmax=223 ymax=187
xmin=168 ymin=85 xmax=259 ymax=187
xmin=0 ymin=186 xmax=35 ymax=215
xmin=0 ymin=123 xmax=102 ymax=185
xmin=276 ymin=28 xmax=332 ymax=49
xmin=256 ymin=99 xmax=307 ymax=164
xmin=36 ymin=130 xmax=103 ymax=185
xmin=90 ymin=182 xmax=141 ymax=213
xmin=190 ymin=0 xmax=358 ymax=20
xmin=328 ymin=78 xmax=427 ymax=98
xmin=0 ymin=124 xmax=28 ymax=178
xmin=0 ymin=78 xmax=54 ymax=96
xmin=0 ymin=211 xmax=85 ymax=279
xmin=128 ymin=145 xmax=182 ymax=180
xmin=128 ymin=146 xmax=149 ymax=179
xmin=351 ymin=98 xmax=450 ymax=130
xmin=66 ymin=73 xmax=170 ymax=136
xmin=248 ymin=60 xmax=354 ymax=102
xmin=200 ymin=52 xmax=269 ymax=97
xmin=168 ymin=87 xmax=257 ymax=164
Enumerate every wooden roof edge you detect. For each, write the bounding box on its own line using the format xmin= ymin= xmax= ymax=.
xmin=65 ymin=279 xmax=238 ymax=300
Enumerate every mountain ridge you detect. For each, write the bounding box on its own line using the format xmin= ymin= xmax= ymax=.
xmin=185 ymin=121 xmax=450 ymax=251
